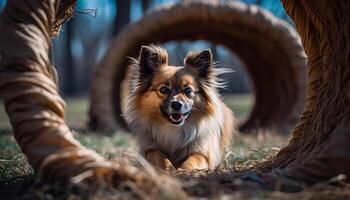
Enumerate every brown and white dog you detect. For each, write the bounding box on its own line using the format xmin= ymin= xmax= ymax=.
xmin=122 ymin=45 xmax=236 ymax=171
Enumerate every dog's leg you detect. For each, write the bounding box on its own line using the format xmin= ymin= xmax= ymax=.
xmin=179 ymin=153 xmax=209 ymax=171
xmin=145 ymin=149 xmax=175 ymax=171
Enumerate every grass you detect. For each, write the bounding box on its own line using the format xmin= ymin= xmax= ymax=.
xmin=0 ymin=95 xmax=349 ymax=199
xmin=222 ymin=94 xmax=254 ymax=120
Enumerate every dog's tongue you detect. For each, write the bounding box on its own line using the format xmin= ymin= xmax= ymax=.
xmin=171 ymin=113 xmax=183 ymax=121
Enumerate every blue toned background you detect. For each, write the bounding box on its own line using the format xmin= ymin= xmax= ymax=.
xmin=0 ymin=0 xmax=291 ymax=95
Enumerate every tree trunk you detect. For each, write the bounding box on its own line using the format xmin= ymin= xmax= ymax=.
xmin=142 ymin=0 xmax=153 ymax=13
xmin=260 ymin=0 xmax=350 ymax=185
xmin=63 ymin=19 xmax=76 ymax=95
xmin=113 ymin=0 xmax=131 ymax=35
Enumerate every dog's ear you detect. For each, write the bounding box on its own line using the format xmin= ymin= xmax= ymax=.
xmin=138 ymin=45 xmax=168 ymax=78
xmin=184 ymin=49 xmax=213 ymax=79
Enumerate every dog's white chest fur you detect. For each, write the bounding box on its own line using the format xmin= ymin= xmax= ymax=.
xmin=142 ymin=112 xmax=224 ymax=168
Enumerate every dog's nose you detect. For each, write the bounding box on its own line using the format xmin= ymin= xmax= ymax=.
xmin=171 ymin=101 xmax=183 ymax=111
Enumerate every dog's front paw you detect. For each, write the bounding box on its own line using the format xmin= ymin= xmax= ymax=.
xmin=179 ymin=162 xmax=208 ymax=171
xmin=178 ymin=154 xmax=209 ymax=171
xmin=145 ymin=149 xmax=175 ymax=171
xmin=164 ymin=158 xmax=176 ymax=171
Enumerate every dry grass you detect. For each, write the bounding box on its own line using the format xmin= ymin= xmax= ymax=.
xmin=0 ymin=95 xmax=349 ymax=199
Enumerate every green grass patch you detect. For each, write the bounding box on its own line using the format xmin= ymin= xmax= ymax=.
xmin=223 ymin=94 xmax=253 ymax=120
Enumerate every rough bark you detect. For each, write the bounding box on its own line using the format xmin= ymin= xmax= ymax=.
xmin=260 ymin=0 xmax=350 ymax=186
xmin=0 ymin=0 xmax=143 ymax=185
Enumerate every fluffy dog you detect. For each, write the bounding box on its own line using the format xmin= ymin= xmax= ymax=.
xmin=122 ymin=45 xmax=236 ymax=171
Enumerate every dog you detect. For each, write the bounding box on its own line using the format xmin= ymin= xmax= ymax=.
xmin=122 ymin=45 xmax=236 ymax=171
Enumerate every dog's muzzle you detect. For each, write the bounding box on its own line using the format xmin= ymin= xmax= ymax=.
xmin=161 ymin=100 xmax=191 ymax=125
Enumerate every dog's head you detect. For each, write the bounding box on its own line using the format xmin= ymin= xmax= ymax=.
xmin=128 ymin=45 xmax=226 ymax=126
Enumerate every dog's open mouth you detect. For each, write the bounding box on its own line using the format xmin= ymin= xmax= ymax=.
xmin=169 ymin=112 xmax=189 ymax=125
xmin=161 ymin=108 xmax=189 ymax=125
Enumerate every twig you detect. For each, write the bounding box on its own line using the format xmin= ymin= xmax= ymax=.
xmin=75 ymin=8 xmax=98 ymax=18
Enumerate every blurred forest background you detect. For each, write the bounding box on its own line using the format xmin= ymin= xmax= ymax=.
xmin=0 ymin=0 xmax=291 ymax=96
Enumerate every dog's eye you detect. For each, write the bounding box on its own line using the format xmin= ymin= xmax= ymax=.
xmin=184 ymin=87 xmax=193 ymax=96
xmin=159 ymin=86 xmax=171 ymax=94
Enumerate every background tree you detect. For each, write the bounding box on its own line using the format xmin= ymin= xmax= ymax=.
xmin=113 ymin=0 xmax=131 ymax=35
